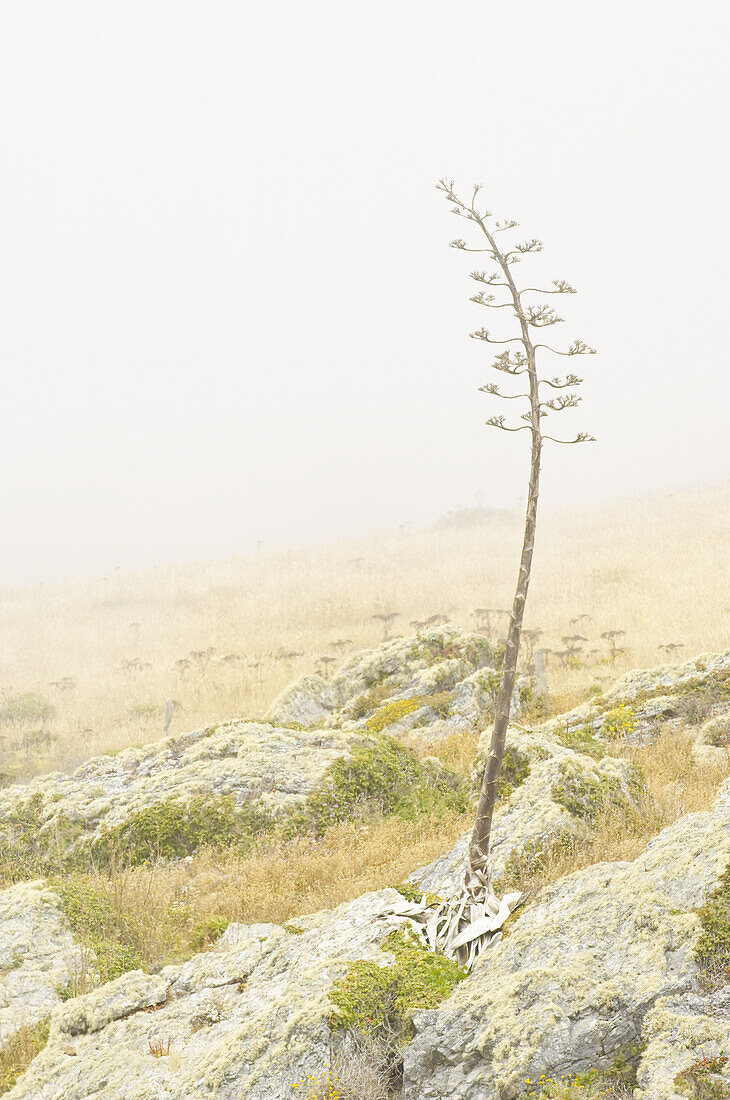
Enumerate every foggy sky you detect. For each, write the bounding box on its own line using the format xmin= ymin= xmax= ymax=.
xmin=1 ymin=1 xmax=729 ymax=586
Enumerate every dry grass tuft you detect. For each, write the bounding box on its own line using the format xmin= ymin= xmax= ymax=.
xmin=0 ymin=1018 xmax=50 ymax=1095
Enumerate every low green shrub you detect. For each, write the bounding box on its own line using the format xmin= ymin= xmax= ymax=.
xmin=0 ymin=692 xmax=55 ymax=725
xmin=189 ymin=915 xmax=229 ymax=951
xmin=328 ymin=929 xmax=466 ymax=1045
xmin=556 ymin=725 xmax=605 ymax=760
xmin=674 ymin=1053 xmax=729 ymax=1099
xmin=350 ymin=682 xmax=393 ymax=721
xmin=81 ymin=795 xmax=273 ymax=869
xmin=287 ymin=737 xmax=468 ymax=838
xmin=496 ymin=745 xmax=531 ymax=800
xmin=552 ymin=763 xmax=645 ymax=822
xmin=52 ymin=876 xmax=145 ymax=982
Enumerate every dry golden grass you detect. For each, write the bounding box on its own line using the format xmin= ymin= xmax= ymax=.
xmin=0 ymin=1018 xmax=49 ymax=1094
xmin=67 ymin=730 xmax=728 ymax=974
xmin=75 ymin=810 xmax=472 ymax=960
xmin=56 ymin=812 xmax=474 ymax=975
xmin=0 ymin=483 xmax=728 ymax=777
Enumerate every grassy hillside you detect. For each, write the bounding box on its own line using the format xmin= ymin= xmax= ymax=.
xmin=0 ymin=483 xmax=728 ymax=779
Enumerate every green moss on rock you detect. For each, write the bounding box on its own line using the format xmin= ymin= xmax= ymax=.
xmin=328 ymin=929 xmax=466 ymax=1044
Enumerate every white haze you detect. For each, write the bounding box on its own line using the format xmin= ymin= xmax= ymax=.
xmin=1 ymin=0 xmax=728 ymax=586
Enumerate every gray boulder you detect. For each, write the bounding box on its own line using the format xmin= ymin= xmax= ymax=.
xmin=0 ymin=882 xmax=85 ymax=1044
xmin=403 ymin=778 xmax=730 ymax=1099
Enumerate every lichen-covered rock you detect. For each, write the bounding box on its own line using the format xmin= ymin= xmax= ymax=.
xmin=409 ymin=724 xmax=643 ymax=896
xmin=539 ymin=648 xmax=730 ymax=747
xmin=7 ymin=890 xmax=415 ymax=1100
xmin=0 ymin=882 xmax=85 ymax=1043
xmin=402 ymin=779 xmax=730 ymax=1099
xmin=265 ymin=674 xmax=336 ymax=728
xmin=0 ymin=627 xmax=506 ymax=867
xmin=268 ymin=626 xmax=505 ymax=736
xmin=0 ymin=722 xmax=366 ymax=864
xmin=601 ymin=650 xmax=730 ymax=706
xmin=636 ymin=989 xmax=730 ymax=1099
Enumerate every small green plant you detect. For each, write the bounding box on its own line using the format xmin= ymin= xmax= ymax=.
xmin=556 ymin=725 xmax=605 ymax=760
xmin=476 ymin=668 xmax=501 ymax=699
xmin=704 ymin=717 xmax=730 ymax=748
xmin=674 ymin=1053 xmax=729 ymax=1099
xmin=495 ymin=832 xmax=577 ymax=893
xmin=328 ymin=929 xmax=466 ymax=1045
xmin=394 ymin=881 xmax=423 ymax=904
xmin=518 ymin=680 xmax=548 ymax=722
xmin=148 ymin=1039 xmax=173 ymax=1058
xmin=495 ymin=745 xmax=531 ymax=800
xmin=551 ymin=761 xmax=644 ymax=822
xmin=189 ymin=915 xmax=229 ymax=950
xmin=350 ymin=683 xmax=392 ymax=721
xmin=694 ymin=863 xmax=730 ymax=988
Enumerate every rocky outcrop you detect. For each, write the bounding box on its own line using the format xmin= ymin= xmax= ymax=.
xmin=7 ymin=889 xmax=416 ymax=1100
xmin=541 ymin=649 xmax=730 ymax=746
xmin=0 ymin=722 xmax=361 ymax=863
xmin=0 ymin=882 xmax=84 ymax=1044
xmin=0 ymin=627 xmax=503 ymax=864
xmin=266 ymin=626 xmax=505 ymax=736
xmin=1 ymin=641 xmax=728 ymax=1099
xmin=403 ymin=779 xmax=730 ymax=1099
